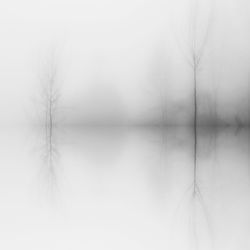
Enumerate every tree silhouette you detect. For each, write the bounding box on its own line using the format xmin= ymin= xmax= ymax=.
xmin=38 ymin=48 xmax=61 ymax=200
xmin=174 ymin=0 xmax=214 ymax=193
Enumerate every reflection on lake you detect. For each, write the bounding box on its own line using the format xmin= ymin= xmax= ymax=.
xmin=0 ymin=126 xmax=249 ymax=250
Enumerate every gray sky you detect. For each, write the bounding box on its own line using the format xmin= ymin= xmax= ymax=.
xmin=0 ymin=0 xmax=249 ymax=125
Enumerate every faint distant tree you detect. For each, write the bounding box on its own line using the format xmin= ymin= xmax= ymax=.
xmin=153 ymin=54 xmax=168 ymax=125
xmin=40 ymin=50 xmax=61 ymax=133
xmin=38 ymin=48 xmax=61 ymax=200
xmin=146 ymin=45 xmax=170 ymax=126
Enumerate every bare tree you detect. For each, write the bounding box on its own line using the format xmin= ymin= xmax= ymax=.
xmin=144 ymin=44 xmax=172 ymax=126
xmin=175 ymin=0 xmax=214 ymax=194
xmin=151 ymin=48 xmax=169 ymax=125
xmin=38 ymin=48 xmax=61 ymax=200
xmin=40 ymin=49 xmax=60 ymax=132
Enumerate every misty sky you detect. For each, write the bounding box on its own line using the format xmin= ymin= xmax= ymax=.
xmin=0 ymin=0 xmax=250 ymax=125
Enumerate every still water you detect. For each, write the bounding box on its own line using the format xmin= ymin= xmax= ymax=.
xmin=0 ymin=126 xmax=249 ymax=250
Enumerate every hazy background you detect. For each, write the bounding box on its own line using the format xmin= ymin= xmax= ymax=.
xmin=0 ymin=0 xmax=250 ymax=125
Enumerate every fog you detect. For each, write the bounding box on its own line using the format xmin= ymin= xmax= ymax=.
xmin=0 ymin=1 xmax=250 ymax=249
xmin=0 ymin=0 xmax=250 ymax=125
